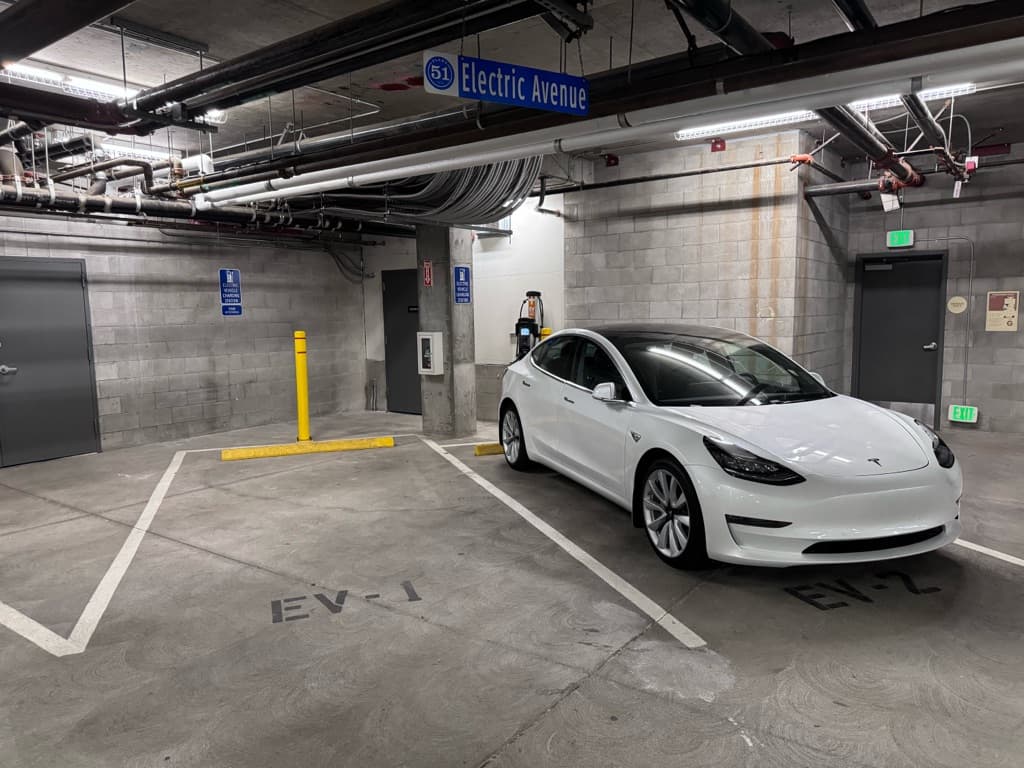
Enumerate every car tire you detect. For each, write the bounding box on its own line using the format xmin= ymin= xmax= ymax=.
xmin=500 ymin=404 xmax=532 ymax=470
xmin=637 ymin=458 xmax=707 ymax=569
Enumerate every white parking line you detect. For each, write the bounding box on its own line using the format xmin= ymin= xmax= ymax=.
xmin=422 ymin=439 xmax=707 ymax=649
xmin=955 ymin=538 xmax=1024 ymax=568
xmin=0 ymin=450 xmax=188 ymax=657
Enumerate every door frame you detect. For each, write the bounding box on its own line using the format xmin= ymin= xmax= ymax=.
xmin=0 ymin=255 xmax=102 ymax=464
xmin=851 ymin=250 xmax=947 ymax=431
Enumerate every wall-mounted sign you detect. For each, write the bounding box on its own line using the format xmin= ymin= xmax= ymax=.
xmin=220 ymin=268 xmax=242 ymax=317
xmin=423 ymin=50 xmax=588 ymax=116
xmin=985 ymin=290 xmax=1018 ymax=332
xmin=949 ymin=404 xmax=978 ymax=423
xmin=423 ymin=260 xmax=433 ymax=288
xmin=947 ymin=296 xmax=968 ymax=314
xmin=453 ymin=265 xmax=471 ymax=304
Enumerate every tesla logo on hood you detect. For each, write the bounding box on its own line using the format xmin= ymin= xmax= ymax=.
xmin=867 ymin=457 xmax=882 ymax=466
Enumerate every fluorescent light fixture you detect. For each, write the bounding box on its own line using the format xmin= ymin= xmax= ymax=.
xmin=675 ymin=82 xmax=976 ymax=141
xmin=674 ymin=110 xmax=817 ymax=141
xmin=847 ymin=82 xmax=977 ymax=112
xmin=67 ymin=75 xmax=136 ymax=100
xmin=101 ymin=142 xmax=179 ymax=161
xmin=1 ymin=62 xmax=138 ymax=100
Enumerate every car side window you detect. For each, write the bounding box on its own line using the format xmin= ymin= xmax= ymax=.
xmin=533 ymin=337 xmax=578 ymax=381
xmin=574 ymin=341 xmax=627 ymax=396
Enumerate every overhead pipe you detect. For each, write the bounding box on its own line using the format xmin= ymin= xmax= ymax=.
xmin=675 ymin=0 xmax=921 ymax=190
xmin=209 ymin=107 xmax=478 ymax=172
xmin=816 ymin=105 xmax=923 ymax=186
xmin=671 ymin=0 xmax=775 ymax=54
xmin=192 ymin=2 xmax=1024 ymax=206
xmin=0 ymin=183 xmax=413 ymax=237
xmin=180 ymin=4 xmax=547 ymax=117
xmin=530 ymin=155 xmax=846 ymax=196
xmin=124 ymin=1 xmax=547 ymax=116
xmin=830 ymin=0 xmax=878 ymax=31
xmin=899 ymin=92 xmax=966 ymax=179
xmin=50 ymin=158 xmax=164 ymax=195
xmin=37 ymin=133 xmax=99 ymax=163
xmin=0 ymin=118 xmax=24 ymax=179
xmin=0 ymin=83 xmax=145 ymax=135
xmin=0 ymin=0 xmax=138 ymax=67
xmin=805 ymin=155 xmax=1024 ymax=197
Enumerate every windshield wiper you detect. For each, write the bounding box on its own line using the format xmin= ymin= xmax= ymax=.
xmin=734 ymin=383 xmax=771 ymax=406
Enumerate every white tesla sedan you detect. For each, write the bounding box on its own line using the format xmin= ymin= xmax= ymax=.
xmin=498 ymin=324 xmax=962 ymax=568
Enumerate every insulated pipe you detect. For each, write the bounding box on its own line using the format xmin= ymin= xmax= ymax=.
xmin=38 ymin=134 xmax=98 ymax=163
xmin=0 ymin=183 xmax=413 ymax=236
xmin=124 ymin=0 xmax=541 ymax=114
xmin=51 ymin=158 xmax=154 ymax=189
xmin=0 ymin=120 xmax=37 ymax=144
xmin=805 ymin=179 xmax=880 ymax=197
xmin=900 ymin=93 xmax=949 ymax=150
xmin=816 ymin=105 xmax=922 ymax=184
xmin=830 ymin=0 xmax=878 ymax=31
xmin=0 ymin=83 xmax=143 ymax=134
xmin=0 ymin=0 xmax=138 ymax=67
xmin=672 ymin=0 xmax=774 ymax=54
xmin=0 ymin=119 xmax=24 ymax=178
xmin=181 ymin=5 xmax=543 ymax=116
xmin=209 ymin=107 xmax=477 ymax=172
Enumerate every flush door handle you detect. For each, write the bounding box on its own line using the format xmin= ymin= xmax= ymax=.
xmin=922 ymin=342 xmax=938 ymax=351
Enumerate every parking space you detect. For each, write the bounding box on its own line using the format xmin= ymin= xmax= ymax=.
xmin=0 ymin=416 xmax=1020 ymax=766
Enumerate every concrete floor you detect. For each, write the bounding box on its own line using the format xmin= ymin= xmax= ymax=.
xmin=0 ymin=412 xmax=1021 ymax=767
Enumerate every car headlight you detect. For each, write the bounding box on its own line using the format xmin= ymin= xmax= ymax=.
xmin=913 ymin=419 xmax=956 ymax=469
xmin=703 ymin=436 xmax=805 ymax=485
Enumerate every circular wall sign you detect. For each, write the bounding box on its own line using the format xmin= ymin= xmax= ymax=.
xmin=424 ymin=56 xmax=455 ymax=91
xmin=947 ymin=296 xmax=968 ymax=314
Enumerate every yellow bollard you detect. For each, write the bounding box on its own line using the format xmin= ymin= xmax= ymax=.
xmin=294 ymin=330 xmax=311 ymax=442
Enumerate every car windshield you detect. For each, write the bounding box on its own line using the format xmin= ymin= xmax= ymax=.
xmin=605 ymin=331 xmax=835 ymax=407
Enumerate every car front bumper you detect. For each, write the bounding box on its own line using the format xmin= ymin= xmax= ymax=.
xmin=688 ymin=463 xmax=963 ymax=567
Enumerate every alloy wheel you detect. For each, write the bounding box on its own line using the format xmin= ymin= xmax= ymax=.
xmin=502 ymin=410 xmax=521 ymax=465
xmin=643 ymin=468 xmax=690 ymax=558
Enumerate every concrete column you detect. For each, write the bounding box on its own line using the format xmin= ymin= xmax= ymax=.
xmin=416 ymin=225 xmax=477 ymax=437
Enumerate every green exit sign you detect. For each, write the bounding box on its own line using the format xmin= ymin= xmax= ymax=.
xmin=949 ymin=404 xmax=978 ymax=423
xmin=887 ymin=229 xmax=915 ymax=248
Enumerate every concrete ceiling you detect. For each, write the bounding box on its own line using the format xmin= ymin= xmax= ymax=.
xmin=1 ymin=0 xmax=1014 ymax=158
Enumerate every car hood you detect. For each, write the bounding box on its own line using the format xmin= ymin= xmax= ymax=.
xmin=665 ymin=395 xmax=930 ymax=477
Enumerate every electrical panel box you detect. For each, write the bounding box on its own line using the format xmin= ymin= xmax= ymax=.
xmin=417 ymin=332 xmax=444 ymax=376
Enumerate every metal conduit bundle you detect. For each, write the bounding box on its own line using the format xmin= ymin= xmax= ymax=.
xmin=309 ymin=157 xmax=542 ymax=226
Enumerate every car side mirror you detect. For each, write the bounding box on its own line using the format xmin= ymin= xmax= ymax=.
xmin=809 ymin=372 xmax=826 ymax=386
xmin=592 ymin=382 xmax=623 ymax=402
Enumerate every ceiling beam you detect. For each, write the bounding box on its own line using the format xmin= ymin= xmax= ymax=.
xmin=0 ymin=0 xmax=137 ymax=67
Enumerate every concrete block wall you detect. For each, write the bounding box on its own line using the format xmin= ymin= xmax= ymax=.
xmin=846 ymin=147 xmax=1024 ymax=433
xmin=795 ymin=135 xmax=851 ymax=390
xmin=0 ymin=214 xmax=367 ymax=448
xmin=563 ymin=132 xmax=805 ymax=353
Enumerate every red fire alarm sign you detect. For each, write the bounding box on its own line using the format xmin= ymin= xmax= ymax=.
xmin=423 ymin=259 xmax=433 ymax=287
xmin=711 ymin=138 xmax=727 ymax=152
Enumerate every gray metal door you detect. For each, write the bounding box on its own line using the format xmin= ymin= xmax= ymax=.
xmin=853 ymin=254 xmax=945 ymax=407
xmin=0 ymin=257 xmax=100 ymax=466
xmin=382 ymin=269 xmax=422 ymax=415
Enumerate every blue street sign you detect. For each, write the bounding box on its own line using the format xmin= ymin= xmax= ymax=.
xmin=454 ymin=265 xmax=471 ymax=305
xmin=220 ymin=268 xmax=242 ymax=317
xmin=424 ymin=51 xmax=588 ymax=117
